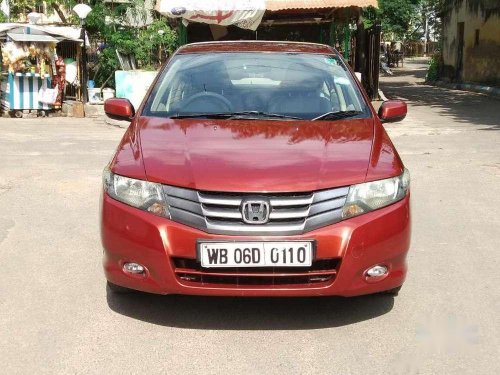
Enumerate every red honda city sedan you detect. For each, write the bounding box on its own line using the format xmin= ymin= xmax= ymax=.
xmin=102 ymin=41 xmax=410 ymax=297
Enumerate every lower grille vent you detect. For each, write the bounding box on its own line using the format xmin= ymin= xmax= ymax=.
xmin=173 ymin=258 xmax=340 ymax=287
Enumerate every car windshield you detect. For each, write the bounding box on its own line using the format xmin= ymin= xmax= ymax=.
xmin=143 ymin=52 xmax=370 ymax=120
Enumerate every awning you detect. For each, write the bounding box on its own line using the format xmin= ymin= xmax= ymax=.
xmin=7 ymin=32 xmax=59 ymax=43
xmin=0 ymin=23 xmax=85 ymax=42
xmin=156 ymin=0 xmax=266 ymax=30
xmin=156 ymin=0 xmax=377 ymax=30
xmin=266 ymin=0 xmax=377 ymax=11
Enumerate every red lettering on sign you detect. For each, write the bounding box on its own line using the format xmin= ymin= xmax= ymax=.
xmin=191 ymin=10 xmax=234 ymax=24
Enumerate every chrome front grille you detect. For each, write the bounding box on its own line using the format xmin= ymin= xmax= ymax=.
xmin=163 ymin=185 xmax=349 ymax=235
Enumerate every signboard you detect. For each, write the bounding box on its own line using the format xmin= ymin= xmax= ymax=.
xmin=115 ymin=70 xmax=158 ymax=110
xmin=156 ymin=0 xmax=266 ymax=30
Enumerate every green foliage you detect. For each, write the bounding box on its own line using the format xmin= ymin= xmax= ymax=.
xmin=85 ymin=1 xmax=178 ymax=87
xmin=4 ymin=0 xmax=178 ymax=86
xmin=362 ymin=6 xmax=378 ymax=29
xmin=8 ymin=0 xmax=77 ymax=23
xmin=364 ymin=0 xmax=443 ymax=42
xmin=364 ymin=0 xmax=422 ymax=40
xmin=9 ymin=0 xmax=37 ymax=18
xmin=420 ymin=0 xmax=441 ymax=42
xmin=426 ymin=53 xmax=441 ymax=82
xmin=382 ymin=0 xmax=421 ymax=38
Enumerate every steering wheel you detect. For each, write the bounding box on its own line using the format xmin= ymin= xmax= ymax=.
xmin=182 ymin=92 xmax=232 ymax=113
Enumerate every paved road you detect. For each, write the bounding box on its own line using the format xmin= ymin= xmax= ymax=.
xmin=1 ymin=60 xmax=499 ymax=374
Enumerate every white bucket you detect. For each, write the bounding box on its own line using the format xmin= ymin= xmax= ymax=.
xmin=102 ymin=88 xmax=115 ymax=101
xmin=88 ymin=88 xmax=102 ymax=104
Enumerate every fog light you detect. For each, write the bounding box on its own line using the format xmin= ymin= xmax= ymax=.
xmin=342 ymin=204 xmax=365 ymax=219
xmin=123 ymin=262 xmax=145 ymax=274
xmin=147 ymin=202 xmax=169 ymax=216
xmin=366 ymin=265 xmax=388 ymax=278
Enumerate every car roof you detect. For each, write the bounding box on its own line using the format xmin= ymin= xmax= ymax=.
xmin=177 ymin=41 xmax=337 ymax=55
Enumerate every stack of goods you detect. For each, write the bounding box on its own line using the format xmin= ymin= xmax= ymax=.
xmin=1 ymin=42 xmax=57 ymax=75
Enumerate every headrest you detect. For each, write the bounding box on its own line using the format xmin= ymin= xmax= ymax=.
xmin=281 ymin=63 xmax=325 ymax=90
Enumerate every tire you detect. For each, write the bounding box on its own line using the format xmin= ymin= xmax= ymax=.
xmin=383 ymin=285 xmax=402 ymax=296
xmin=107 ymin=281 xmax=134 ymax=294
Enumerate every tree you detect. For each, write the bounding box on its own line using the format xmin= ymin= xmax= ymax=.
xmin=84 ymin=0 xmax=178 ymax=86
xmin=420 ymin=0 xmax=441 ymax=53
xmin=364 ymin=0 xmax=423 ymax=41
xmin=8 ymin=0 xmax=76 ymax=24
xmin=45 ymin=0 xmax=76 ymax=24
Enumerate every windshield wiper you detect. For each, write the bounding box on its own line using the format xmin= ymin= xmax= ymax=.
xmin=312 ymin=110 xmax=363 ymax=121
xmin=168 ymin=113 xmax=234 ymax=119
xmin=168 ymin=111 xmax=304 ymax=120
xmin=228 ymin=111 xmax=304 ymax=120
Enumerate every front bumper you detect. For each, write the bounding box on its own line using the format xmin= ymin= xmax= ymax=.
xmin=101 ymin=193 xmax=411 ymax=297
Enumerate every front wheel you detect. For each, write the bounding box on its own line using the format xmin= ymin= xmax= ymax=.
xmin=107 ymin=281 xmax=134 ymax=294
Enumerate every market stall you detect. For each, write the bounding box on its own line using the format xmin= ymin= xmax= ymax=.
xmin=1 ymin=33 xmax=58 ymax=114
xmin=0 ymin=24 xmax=84 ymax=117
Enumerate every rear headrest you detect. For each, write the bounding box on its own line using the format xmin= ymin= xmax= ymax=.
xmin=281 ymin=63 xmax=325 ymax=90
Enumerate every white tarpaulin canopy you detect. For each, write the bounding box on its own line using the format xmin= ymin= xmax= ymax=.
xmin=0 ymin=23 xmax=85 ymax=43
xmin=6 ymin=33 xmax=59 ymax=43
xmin=156 ymin=0 xmax=266 ymax=30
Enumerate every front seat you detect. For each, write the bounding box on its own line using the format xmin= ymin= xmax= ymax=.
xmin=269 ymin=63 xmax=331 ymax=115
xmin=176 ymin=62 xmax=235 ymax=113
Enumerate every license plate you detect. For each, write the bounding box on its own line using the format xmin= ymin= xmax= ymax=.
xmin=198 ymin=241 xmax=313 ymax=268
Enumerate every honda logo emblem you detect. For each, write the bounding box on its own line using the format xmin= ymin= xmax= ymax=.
xmin=241 ymin=200 xmax=270 ymax=224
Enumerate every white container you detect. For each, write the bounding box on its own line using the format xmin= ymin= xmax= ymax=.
xmin=102 ymin=88 xmax=115 ymax=101
xmin=88 ymin=88 xmax=102 ymax=104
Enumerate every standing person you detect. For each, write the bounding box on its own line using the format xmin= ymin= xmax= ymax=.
xmin=52 ymin=56 xmax=66 ymax=108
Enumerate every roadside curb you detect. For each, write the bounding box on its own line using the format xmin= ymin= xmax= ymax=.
xmin=378 ymin=89 xmax=388 ymax=102
xmin=430 ymin=81 xmax=500 ymax=99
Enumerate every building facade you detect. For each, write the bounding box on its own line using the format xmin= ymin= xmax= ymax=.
xmin=440 ymin=1 xmax=500 ymax=86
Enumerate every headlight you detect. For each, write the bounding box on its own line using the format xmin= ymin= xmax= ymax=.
xmin=103 ymin=167 xmax=170 ymax=218
xmin=342 ymin=168 xmax=410 ymax=219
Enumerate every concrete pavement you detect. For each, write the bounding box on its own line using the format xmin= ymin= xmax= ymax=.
xmin=0 ymin=60 xmax=499 ymax=374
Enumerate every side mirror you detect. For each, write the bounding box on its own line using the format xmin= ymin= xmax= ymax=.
xmin=104 ymin=98 xmax=135 ymax=121
xmin=378 ymin=100 xmax=407 ymax=123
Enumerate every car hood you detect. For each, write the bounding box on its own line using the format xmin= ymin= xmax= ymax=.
xmin=129 ymin=116 xmax=380 ymax=193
